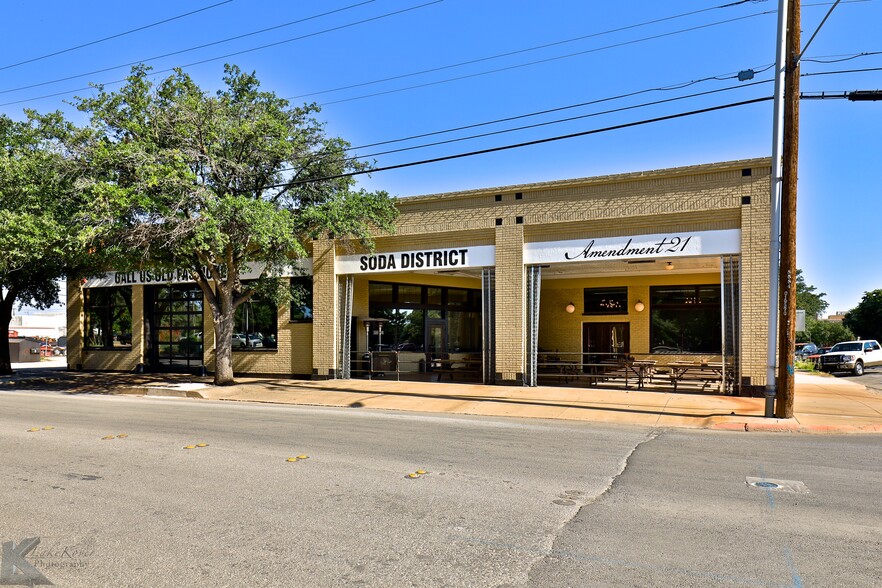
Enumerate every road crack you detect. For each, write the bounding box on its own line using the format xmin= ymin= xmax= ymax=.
xmin=513 ymin=429 xmax=662 ymax=587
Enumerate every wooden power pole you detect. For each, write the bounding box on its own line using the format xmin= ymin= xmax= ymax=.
xmin=776 ymin=0 xmax=800 ymax=418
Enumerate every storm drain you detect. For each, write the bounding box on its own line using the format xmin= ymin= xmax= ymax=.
xmin=746 ymin=477 xmax=809 ymax=493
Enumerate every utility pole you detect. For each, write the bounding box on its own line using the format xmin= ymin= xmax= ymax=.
xmin=775 ymin=0 xmax=801 ymax=418
xmin=765 ymin=0 xmax=789 ymax=417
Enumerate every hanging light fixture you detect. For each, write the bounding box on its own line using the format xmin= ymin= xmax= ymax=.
xmin=665 ymin=261 xmax=674 ymax=271
xmin=565 ymin=302 xmax=576 ymax=314
xmin=634 ymin=300 xmax=645 ymax=312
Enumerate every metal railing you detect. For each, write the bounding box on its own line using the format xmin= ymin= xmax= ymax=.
xmin=533 ymin=351 xmax=736 ymax=395
xmin=346 ymin=350 xmax=483 ymax=382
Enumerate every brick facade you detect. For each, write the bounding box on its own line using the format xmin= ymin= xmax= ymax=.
xmin=67 ymin=158 xmax=772 ymax=391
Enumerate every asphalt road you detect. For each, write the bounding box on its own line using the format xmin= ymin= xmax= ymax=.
xmin=1 ymin=390 xmax=879 ymax=587
xmin=830 ymin=365 xmax=882 ymax=394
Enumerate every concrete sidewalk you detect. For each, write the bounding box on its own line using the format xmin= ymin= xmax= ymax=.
xmin=4 ymin=362 xmax=881 ymax=433
xmin=196 ymin=371 xmax=882 ymax=434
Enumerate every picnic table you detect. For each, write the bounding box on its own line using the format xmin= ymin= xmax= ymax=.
xmin=667 ymin=361 xmax=731 ymax=393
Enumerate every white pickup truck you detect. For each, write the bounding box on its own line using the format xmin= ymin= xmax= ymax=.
xmin=819 ymin=340 xmax=882 ymax=376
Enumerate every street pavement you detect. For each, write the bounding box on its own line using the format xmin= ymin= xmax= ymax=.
xmin=831 ymin=365 xmax=882 ymax=394
xmin=1 ymin=390 xmax=880 ymax=587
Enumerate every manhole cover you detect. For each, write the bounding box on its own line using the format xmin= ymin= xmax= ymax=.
xmin=745 ymin=477 xmax=809 ymax=493
xmin=752 ymin=481 xmax=781 ymax=489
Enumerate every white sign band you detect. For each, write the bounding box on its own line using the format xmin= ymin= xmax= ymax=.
xmin=523 ymin=229 xmax=740 ymax=265
xmin=336 ymin=245 xmax=495 ymax=274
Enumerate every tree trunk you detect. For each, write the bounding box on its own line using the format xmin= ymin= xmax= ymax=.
xmin=212 ymin=287 xmax=236 ymax=386
xmin=0 ymin=293 xmax=15 ymax=375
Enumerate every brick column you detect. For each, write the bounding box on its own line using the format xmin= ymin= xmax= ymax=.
xmin=66 ymin=280 xmax=84 ymax=370
xmin=494 ymin=224 xmax=525 ymax=385
xmin=311 ymin=239 xmax=338 ymax=379
xmin=131 ymin=285 xmax=146 ymax=367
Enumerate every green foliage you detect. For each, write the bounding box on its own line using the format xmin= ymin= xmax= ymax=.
xmin=72 ymin=64 xmax=399 ymax=382
xmin=794 ymin=358 xmax=817 ymax=372
xmin=843 ymin=289 xmax=882 ymax=343
xmin=0 ymin=111 xmax=93 ymax=372
xmin=804 ymin=318 xmax=855 ymax=347
xmin=796 ymin=269 xmax=828 ymax=320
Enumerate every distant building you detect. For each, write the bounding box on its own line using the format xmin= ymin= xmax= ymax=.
xmin=826 ymin=311 xmax=848 ymax=323
xmin=9 ymin=310 xmax=67 ymax=340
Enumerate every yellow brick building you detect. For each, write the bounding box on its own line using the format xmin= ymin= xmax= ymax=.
xmin=67 ymin=158 xmax=771 ymax=394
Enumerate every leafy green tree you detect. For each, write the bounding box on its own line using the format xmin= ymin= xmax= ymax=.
xmin=796 ymin=269 xmax=828 ymax=319
xmin=72 ymin=65 xmax=398 ymax=385
xmin=843 ymin=289 xmax=882 ymax=343
xmin=0 ymin=112 xmax=86 ymax=374
xmin=806 ymin=319 xmax=854 ymax=347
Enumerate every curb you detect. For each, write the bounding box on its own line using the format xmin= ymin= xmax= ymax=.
xmin=119 ymin=387 xmax=205 ymax=398
xmin=709 ymin=421 xmax=882 ymax=434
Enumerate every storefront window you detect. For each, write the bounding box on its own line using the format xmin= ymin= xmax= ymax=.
xmin=84 ymin=287 xmax=133 ymax=349
xmin=398 ymin=284 xmax=422 ymax=306
xmin=234 ymin=288 xmax=278 ymax=350
xmin=448 ymin=310 xmax=481 ymax=352
xmin=368 ymin=282 xmax=480 ymax=353
xmin=583 ymin=287 xmax=628 ymax=315
xmin=290 ymin=276 xmax=313 ymax=322
xmin=650 ymin=285 xmax=721 ymax=353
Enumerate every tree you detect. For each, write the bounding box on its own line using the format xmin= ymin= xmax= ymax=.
xmin=73 ymin=65 xmax=398 ymax=385
xmin=796 ymin=269 xmax=828 ymax=319
xmin=807 ymin=320 xmax=854 ymax=347
xmin=843 ymin=289 xmax=882 ymax=343
xmin=0 ymin=112 xmax=85 ymax=375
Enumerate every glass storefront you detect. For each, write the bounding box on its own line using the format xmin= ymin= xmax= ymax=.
xmin=147 ymin=285 xmax=204 ymax=372
xmin=367 ymin=282 xmax=481 ymax=353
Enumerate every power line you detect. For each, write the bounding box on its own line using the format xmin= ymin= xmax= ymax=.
xmin=802 ymin=65 xmax=882 ymax=76
xmin=803 ymin=51 xmax=882 ymax=63
xmin=290 ymin=0 xmax=769 ymax=100
xmin=0 ymin=1 xmax=236 ymax=72
xmin=316 ymin=9 xmax=778 ymax=106
xmin=0 ymin=0 xmax=384 ymax=96
xmin=349 ymin=79 xmax=774 ymax=161
xmin=264 ymin=96 xmax=773 ymax=188
xmin=346 ymin=66 xmax=776 ymax=152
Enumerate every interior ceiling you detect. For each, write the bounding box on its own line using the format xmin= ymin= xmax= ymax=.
xmin=418 ymin=256 xmax=723 ymax=280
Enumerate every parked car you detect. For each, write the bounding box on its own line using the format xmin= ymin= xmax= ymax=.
xmin=819 ymin=340 xmax=882 ymax=376
xmin=806 ymin=346 xmax=831 ymax=368
xmin=247 ymin=334 xmax=263 ymax=348
xmin=232 ymin=333 xmax=248 ymax=348
xmin=795 ymin=342 xmax=818 ymax=358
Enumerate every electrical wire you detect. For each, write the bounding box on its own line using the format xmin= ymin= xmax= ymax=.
xmin=316 ymin=9 xmax=778 ymax=106
xmin=290 ymin=0 xmax=771 ymax=100
xmin=0 ymin=0 xmax=236 ymax=72
xmin=0 ymin=0 xmax=384 ymax=96
xmin=345 ymin=64 xmax=776 ymax=152
xmin=349 ymin=79 xmax=774 ymax=161
xmin=262 ymin=96 xmax=774 ymax=188
xmin=802 ymin=51 xmax=882 ymax=63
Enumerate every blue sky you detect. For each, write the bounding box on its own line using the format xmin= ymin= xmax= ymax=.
xmin=1 ymin=0 xmax=879 ymax=314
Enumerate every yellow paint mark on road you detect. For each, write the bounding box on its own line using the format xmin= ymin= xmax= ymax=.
xmin=196 ymin=443 xmax=208 ymax=448
xmin=406 ymin=473 xmax=420 ymax=479
xmin=27 ymin=428 xmax=40 ymax=432
xmin=184 ymin=445 xmax=197 ymax=449
xmin=101 ymin=436 xmax=116 ymax=440
xmin=297 ymin=455 xmax=308 ymax=459
xmin=117 ymin=434 xmax=128 ymax=438
xmin=415 ymin=470 xmax=428 ymax=475
xmin=286 ymin=457 xmax=299 ymax=462
xmin=42 ymin=426 xmax=54 ymax=430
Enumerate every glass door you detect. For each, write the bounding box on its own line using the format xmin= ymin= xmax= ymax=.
xmin=147 ymin=285 xmax=205 ymax=372
xmin=426 ymin=319 xmax=448 ymax=367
